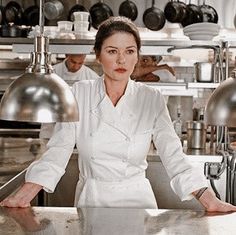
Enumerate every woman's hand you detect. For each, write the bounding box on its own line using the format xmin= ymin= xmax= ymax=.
xmin=194 ymin=188 xmax=236 ymax=212
xmin=0 ymin=182 xmax=43 ymax=208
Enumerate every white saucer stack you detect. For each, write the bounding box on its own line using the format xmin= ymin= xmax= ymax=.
xmin=183 ymin=23 xmax=220 ymax=40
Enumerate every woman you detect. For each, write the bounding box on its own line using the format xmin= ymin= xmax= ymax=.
xmin=1 ymin=17 xmax=236 ymax=212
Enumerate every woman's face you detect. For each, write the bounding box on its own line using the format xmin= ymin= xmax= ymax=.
xmin=97 ymin=32 xmax=138 ymax=82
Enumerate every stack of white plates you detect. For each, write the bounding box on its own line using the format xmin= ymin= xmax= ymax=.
xmin=183 ymin=23 xmax=220 ymax=40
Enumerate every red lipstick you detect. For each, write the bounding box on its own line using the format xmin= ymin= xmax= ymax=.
xmin=115 ymin=68 xmax=127 ymax=73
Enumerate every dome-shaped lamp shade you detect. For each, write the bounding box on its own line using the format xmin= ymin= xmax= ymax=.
xmin=205 ymin=76 xmax=236 ymax=127
xmin=0 ymin=72 xmax=79 ymax=123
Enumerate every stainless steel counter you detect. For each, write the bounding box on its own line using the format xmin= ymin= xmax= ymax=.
xmin=0 ymin=137 xmax=223 ymax=209
xmin=0 ymin=206 xmax=235 ymax=235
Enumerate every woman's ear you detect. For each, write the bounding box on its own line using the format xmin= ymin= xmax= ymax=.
xmin=96 ymin=55 xmax=101 ymax=64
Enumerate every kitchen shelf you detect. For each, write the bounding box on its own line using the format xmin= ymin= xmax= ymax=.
xmin=144 ymin=82 xmax=217 ymax=97
xmin=187 ymin=82 xmax=219 ymax=89
xmin=0 ymin=38 xmax=221 ymax=55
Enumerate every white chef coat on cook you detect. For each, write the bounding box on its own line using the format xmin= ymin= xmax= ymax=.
xmin=53 ymin=59 xmax=99 ymax=81
xmin=39 ymin=59 xmax=100 ymax=139
xmin=26 ymin=78 xmax=208 ymax=208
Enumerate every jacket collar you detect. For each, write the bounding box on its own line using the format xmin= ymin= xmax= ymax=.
xmin=90 ymin=77 xmax=136 ymax=137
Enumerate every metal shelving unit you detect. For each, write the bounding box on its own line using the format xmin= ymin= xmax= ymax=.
xmin=0 ymin=38 xmax=224 ymax=96
xmin=0 ymin=38 xmax=222 ymax=55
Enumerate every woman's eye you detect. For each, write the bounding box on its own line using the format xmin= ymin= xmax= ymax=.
xmin=126 ymin=49 xmax=135 ymax=54
xmin=107 ymin=50 xmax=117 ymax=54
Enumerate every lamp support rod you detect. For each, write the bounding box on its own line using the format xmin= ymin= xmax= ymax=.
xmin=39 ymin=0 xmax=44 ymax=36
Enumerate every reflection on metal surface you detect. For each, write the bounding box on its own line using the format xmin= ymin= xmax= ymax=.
xmin=0 ymin=36 xmax=79 ymax=123
xmin=205 ymin=70 xmax=236 ymax=127
xmin=1 ymin=207 xmax=236 ymax=235
xmin=0 ymin=0 xmax=79 ymax=123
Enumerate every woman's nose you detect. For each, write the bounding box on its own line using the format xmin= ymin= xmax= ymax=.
xmin=116 ymin=53 xmax=125 ymax=65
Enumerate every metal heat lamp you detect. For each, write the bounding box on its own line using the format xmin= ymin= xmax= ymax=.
xmin=0 ymin=0 xmax=79 ymax=123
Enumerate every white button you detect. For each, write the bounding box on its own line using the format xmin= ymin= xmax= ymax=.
xmin=91 ymin=156 xmax=95 ymax=160
xmin=125 ymin=137 xmax=130 ymax=141
xmin=122 ymin=159 xmax=127 ymax=162
xmin=90 ymin=133 xmax=93 ymax=137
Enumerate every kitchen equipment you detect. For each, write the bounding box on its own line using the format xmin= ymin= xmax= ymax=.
xmin=119 ymin=0 xmax=138 ymax=21
xmin=73 ymin=11 xmax=90 ymax=22
xmin=3 ymin=1 xmax=23 ymax=25
xmin=68 ymin=0 xmax=88 ymax=22
xmin=187 ymin=121 xmax=206 ymax=149
xmin=183 ymin=22 xmax=220 ymax=40
xmin=0 ymin=5 xmax=4 ymax=24
xmin=164 ymin=0 xmax=187 ymax=24
xmin=0 ymin=0 xmax=79 ymax=123
xmin=74 ymin=21 xmax=89 ymax=32
xmin=22 ymin=0 xmax=39 ymax=26
xmin=89 ymin=0 xmax=113 ymax=29
xmin=199 ymin=0 xmax=218 ymax=23
xmin=143 ymin=0 xmax=166 ymax=31
xmin=194 ymin=62 xmax=215 ymax=82
xmin=0 ymin=23 xmax=22 ymax=37
xmin=181 ymin=0 xmax=203 ymax=27
xmin=57 ymin=21 xmax=73 ymax=32
xmin=44 ymin=0 xmax=64 ymax=20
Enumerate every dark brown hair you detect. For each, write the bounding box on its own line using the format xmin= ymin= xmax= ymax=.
xmin=94 ymin=16 xmax=141 ymax=57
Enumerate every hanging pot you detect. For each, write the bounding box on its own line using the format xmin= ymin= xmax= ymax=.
xmin=44 ymin=0 xmax=64 ymax=20
xmin=164 ymin=0 xmax=187 ymax=23
xmin=89 ymin=0 xmax=113 ymax=29
xmin=199 ymin=0 xmax=218 ymax=23
xmin=0 ymin=23 xmax=22 ymax=37
xmin=0 ymin=5 xmax=4 ymax=25
xmin=68 ymin=0 xmax=88 ymax=21
xmin=143 ymin=0 xmax=166 ymax=31
xmin=181 ymin=0 xmax=203 ymax=27
xmin=3 ymin=1 xmax=23 ymax=25
xmin=23 ymin=1 xmax=39 ymax=26
xmin=119 ymin=0 xmax=138 ymax=21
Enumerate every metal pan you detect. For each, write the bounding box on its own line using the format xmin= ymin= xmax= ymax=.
xmin=44 ymin=0 xmax=64 ymax=21
xmin=68 ymin=0 xmax=88 ymax=22
xmin=181 ymin=0 xmax=203 ymax=27
xmin=164 ymin=0 xmax=187 ymax=23
xmin=199 ymin=0 xmax=218 ymax=23
xmin=0 ymin=5 xmax=4 ymax=25
xmin=0 ymin=24 xmax=22 ymax=37
xmin=143 ymin=0 xmax=166 ymax=31
xmin=3 ymin=1 xmax=23 ymax=25
xmin=119 ymin=0 xmax=138 ymax=21
xmin=23 ymin=0 xmax=39 ymax=26
xmin=89 ymin=0 xmax=113 ymax=29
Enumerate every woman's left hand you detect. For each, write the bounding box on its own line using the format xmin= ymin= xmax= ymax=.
xmin=195 ymin=188 xmax=236 ymax=212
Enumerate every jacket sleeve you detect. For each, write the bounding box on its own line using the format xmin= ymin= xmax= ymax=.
xmin=25 ymin=121 xmax=77 ymax=193
xmin=152 ymin=91 xmax=208 ymax=201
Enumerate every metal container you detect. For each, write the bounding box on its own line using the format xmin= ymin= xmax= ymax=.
xmin=187 ymin=121 xmax=206 ymax=149
xmin=44 ymin=0 xmax=64 ymax=20
xmin=194 ymin=62 xmax=215 ymax=82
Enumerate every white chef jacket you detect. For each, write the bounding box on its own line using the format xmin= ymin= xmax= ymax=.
xmin=26 ymin=78 xmax=208 ymax=208
xmin=39 ymin=59 xmax=99 ymax=139
xmin=152 ymin=68 xmax=176 ymax=83
xmin=53 ymin=59 xmax=99 ymax=81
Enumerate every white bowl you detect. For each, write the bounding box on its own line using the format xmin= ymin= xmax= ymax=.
xmin=185 ymin=33 xmax=218 ymax=40
xmin=184 ymin=22 xmax=220 ymax=32
xmin=183 ymin=27 xmax=219 ymax=34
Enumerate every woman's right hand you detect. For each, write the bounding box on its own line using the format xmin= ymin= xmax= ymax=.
xmin=0 ymin=182 xmax=43 ymax=208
